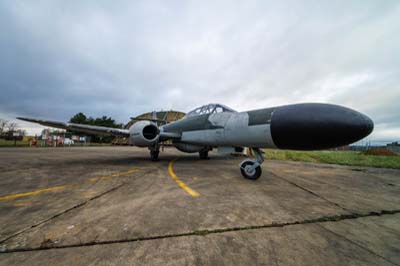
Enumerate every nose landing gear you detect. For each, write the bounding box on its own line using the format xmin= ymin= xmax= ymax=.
xmin=240 ymin=148 xmax=264 ymax=180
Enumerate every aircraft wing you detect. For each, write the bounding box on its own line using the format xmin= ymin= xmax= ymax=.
xmin=17 ymin=117 xmax=130 ymax=136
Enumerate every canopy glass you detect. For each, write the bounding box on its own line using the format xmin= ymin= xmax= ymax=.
xmin=186 ymin=103 xmax=237 ymax=117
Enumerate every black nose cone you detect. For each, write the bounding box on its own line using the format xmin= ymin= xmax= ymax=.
xmin=270 ymin=103 xmax=374 ymax=150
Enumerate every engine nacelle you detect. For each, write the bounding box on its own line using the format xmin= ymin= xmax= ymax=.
xmin=129 ymin=121 xmax=159 ymax=147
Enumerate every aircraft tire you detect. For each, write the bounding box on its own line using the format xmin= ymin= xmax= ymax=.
xmin=240 ymin=161 xmax=262 ymax=180
xmin=150 ymin=150 xmax=159 ymax=161
xmin=199 ymin=151 xmax=209 ymax=159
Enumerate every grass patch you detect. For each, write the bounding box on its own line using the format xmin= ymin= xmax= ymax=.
xmin=0 ymin=139 xmax=30 ymax=147
xmin=263 ymin=149 xmax=400 ymax=169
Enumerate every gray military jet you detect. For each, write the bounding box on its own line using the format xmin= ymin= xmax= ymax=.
xmin=18 ymin=103 xmax=373 ymax=180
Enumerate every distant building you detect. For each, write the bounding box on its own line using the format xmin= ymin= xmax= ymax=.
xmin=126 ymin=110 xmax=186 ymax=128
xmin=331 ymin=145 xmax=350 ymax=151
xmin=387 ymin=142 xmax=400 ymax=154
xmin=39 ymin=128 xmax=89 ymax=146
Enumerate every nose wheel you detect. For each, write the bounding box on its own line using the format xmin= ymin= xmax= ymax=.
xmin=240 ymin=148 xmax=264 ymax=180
xmin=240 ymin=160 xmax=262 ymax=179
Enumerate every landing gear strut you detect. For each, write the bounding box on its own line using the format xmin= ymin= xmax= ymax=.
xmin=149 ymin=144 xmax=160 ymax=161
xmin=240 ymin=148 xmax=264 ymax=180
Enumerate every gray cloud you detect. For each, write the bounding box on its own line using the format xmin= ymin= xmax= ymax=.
xmin=0 ymin=0 xmax=399 ymax=142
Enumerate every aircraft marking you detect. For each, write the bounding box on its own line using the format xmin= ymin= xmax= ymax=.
xmin=168 ymin=160 xmax=200 ymax=197
xmin=0 ymin=168 xmax=140 ymax=201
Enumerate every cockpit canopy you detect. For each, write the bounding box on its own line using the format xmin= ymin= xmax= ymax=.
xmin=185 ymin=103 xmax=237 ymax=117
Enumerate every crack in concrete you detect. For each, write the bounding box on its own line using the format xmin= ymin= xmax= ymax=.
xmin=318 ymin=224 xmax=400 ymax=266
xmin=1 ymin=209 xmax=399 ymax=254
xmin=0 ymin=171 xmax=152 ymax=246
xmin=0 ymin=183 xmax=125 ymax=245
xmin=269 ymin=170 xmax=351 ymax=212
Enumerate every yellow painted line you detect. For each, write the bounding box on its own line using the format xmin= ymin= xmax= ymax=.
xmin=0 ymin=168 xmax=140 ymax=201
xmin=89 ymin=169 xmax=140 ymax=182
xmin=168 ymin=160 xmax=200 ymax=197
xmin=0 ymin=185 xmax=67 ymax=201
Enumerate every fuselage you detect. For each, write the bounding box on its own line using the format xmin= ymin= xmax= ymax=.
xmin=161 ymin=103 xmax=374 ymax=150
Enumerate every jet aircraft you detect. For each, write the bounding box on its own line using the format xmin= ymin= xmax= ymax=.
xmin=18 ymin=103 xmax=373 ymax=180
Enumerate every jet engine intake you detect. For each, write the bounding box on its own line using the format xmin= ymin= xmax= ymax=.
xmin=129 ymin=121 xmax=160 ymax=147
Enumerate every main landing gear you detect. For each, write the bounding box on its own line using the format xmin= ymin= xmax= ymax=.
xmin=240 ymin=148 xmax=264 ymax=180
xmin=149 ymin=144 xmax=160 ymax=161
xmin=199 ymin=150 xmax=209 ymax=159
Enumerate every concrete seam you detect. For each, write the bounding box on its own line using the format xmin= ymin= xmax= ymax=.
xmin=1 ymin=209 xmax=399 ymax=254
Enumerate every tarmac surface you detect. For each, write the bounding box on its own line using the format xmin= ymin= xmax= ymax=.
xmin=0 ymin=146 xmax=399 ymax=266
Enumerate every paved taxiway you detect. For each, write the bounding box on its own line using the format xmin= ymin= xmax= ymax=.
xmin=0 ymin=146 xmax=399 ymax=265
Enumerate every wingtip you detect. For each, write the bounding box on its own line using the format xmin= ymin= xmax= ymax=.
xmin=17 ymin=117 xmax=30 ymax=121
xmin=17 ymin=117 xmax=39 ymax=123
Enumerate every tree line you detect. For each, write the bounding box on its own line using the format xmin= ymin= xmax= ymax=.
xmin=69 ymin=112 xmax=124 ymax=143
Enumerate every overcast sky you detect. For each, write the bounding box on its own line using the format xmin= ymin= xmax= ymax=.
xmin=0 ymin=1 xmax=399 ymax=142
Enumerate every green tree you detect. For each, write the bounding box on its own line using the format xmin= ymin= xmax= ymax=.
xmin=94 ymin=116 xmax=116 ymax=127
xmin=68 ymin=113 xmax=123 ymax=143
xmin=69 ymin=112 xmax=88 ymax=124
